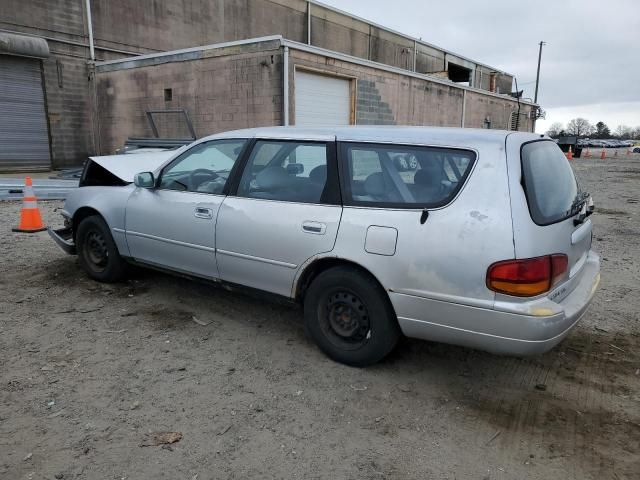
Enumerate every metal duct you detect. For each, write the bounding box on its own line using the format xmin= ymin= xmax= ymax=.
xmin=0 ymin=32 xmax=49 ymax=59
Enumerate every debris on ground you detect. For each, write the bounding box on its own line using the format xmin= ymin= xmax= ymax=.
xmin=191 ymin=316 xmax=212 ymax=326
xmin=139 ymin=432 xmax=183 ymax=447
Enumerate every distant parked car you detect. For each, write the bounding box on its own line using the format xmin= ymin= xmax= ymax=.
xmin=49 ymin=127 xmax=600 ymax=366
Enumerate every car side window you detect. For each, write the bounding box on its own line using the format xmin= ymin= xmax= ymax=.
xmin=342 ymin=143 xmax=475 ymax=208
xmin=159 ymin=139 xmax=247 ymax=194
xmin=236 ymin=141 xmax=329 ymax=204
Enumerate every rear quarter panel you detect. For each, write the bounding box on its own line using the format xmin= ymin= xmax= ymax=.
xmin=330 ymin=137 xmax=515 ymax=309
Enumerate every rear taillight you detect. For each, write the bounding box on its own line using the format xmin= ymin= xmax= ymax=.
xmin=550 ymin=254 xmax=569 ymax=286
xmin=487 ymin=254 xmax=568 ymax=297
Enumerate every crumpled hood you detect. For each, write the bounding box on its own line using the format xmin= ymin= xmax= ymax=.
xmin=89 ymin=150 xmax=178 ymax=182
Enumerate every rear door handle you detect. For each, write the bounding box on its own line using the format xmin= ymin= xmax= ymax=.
xmin=194 ymin=207 xmax=213 ymax=219
xmin=302 ymin=221 xmax=326 ymax=235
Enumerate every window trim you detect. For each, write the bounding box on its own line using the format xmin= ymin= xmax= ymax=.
xmin=337 ymin=141 xmax=477 ymax=210
xmin=229 ymin=138 xmax=341 ymax=206
xmin=156 ymin=138 xmax=251 ymax=195
xmin=519 ymin=139 xmax=580 ymax=227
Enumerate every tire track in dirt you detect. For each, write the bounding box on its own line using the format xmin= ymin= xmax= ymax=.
xmin=465 ymin=329 xmax=640 ymax=479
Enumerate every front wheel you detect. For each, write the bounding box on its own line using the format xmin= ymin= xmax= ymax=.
xmin=76 ymin=215 xmax=128 ymax=282
xmin=303 ymin=266 xmax=400 ymax=366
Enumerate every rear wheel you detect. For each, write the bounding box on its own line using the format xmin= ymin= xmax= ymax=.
xmin=303 ymin=266 xmax=400 ymax=366
xmin=76 ymin=215 xmax=128 ymax=282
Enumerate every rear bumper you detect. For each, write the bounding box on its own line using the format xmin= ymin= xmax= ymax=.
xmin=392 ymin=251 xmax=601 ymax=355
xmin=48 ymin=227 xmax=77 ymax=255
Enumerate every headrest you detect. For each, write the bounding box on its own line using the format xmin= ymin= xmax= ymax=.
xmin=309 ymin=165 xmax=327 ymax=184
xmin=255 ymin=166 xmax=292 ymax=190
xmin=364 ymin=172 xmax=386 ymax=197
xmin=414 ymin=163 xmax=442 ymax=188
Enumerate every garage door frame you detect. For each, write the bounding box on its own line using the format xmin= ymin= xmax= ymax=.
xmin=293 ymin=65 xmax=356 ymax=126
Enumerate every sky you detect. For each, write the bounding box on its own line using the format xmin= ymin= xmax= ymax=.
xmin=320 ymin=0 xmax=640 ymax=134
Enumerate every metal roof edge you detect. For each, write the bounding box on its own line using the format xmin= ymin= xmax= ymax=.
xmin=94 ymin=35 xmax=285 ymax=67
xmin=282 ymin=39 xmax=537 ymax=106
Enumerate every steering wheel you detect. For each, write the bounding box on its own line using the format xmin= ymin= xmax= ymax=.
xmin=188 ymin=168 xmax=219 ymax=191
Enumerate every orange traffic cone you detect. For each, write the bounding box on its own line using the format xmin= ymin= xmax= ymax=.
xmin=12 ymin=177 xmax=46 ymax=233
xmin=566 ymin=146 xmax=573 ymax=160
xmin=600 ymin=148 xmax=606 ymax=160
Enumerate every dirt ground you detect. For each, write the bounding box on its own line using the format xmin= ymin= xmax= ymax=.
xmin=1 ymin=151 xmax=639 ymax=480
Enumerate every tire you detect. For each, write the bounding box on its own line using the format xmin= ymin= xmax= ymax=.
xmin=303 ymin=266 xmax=401 ymax=366
xmin=76 ymin=215 xmax=128 ymax=282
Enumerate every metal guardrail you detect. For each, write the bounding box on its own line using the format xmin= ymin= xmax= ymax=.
xmin=0 ymin=178 xmax=78 ymax=201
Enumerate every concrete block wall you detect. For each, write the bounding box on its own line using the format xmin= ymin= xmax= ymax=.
xmin=289 ymin=49 xmax=527 ymax=130
xmin=91 ymin=0 xmax=307 ymax=53
xmin=464 ymin=91 xmax=533 ymax=131
xmin=0 ymin=0 xmax=86 ymax=40
xmin=356 ymin=80 xmax=396 ymax=125
xmin=96 ymin=47 xmax=283 ymax=154
xmin=41 ymin=49 xmax=95 ymax=168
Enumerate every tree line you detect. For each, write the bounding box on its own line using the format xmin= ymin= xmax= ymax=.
xmin=546 ymin=119 xmax=639 ymax=140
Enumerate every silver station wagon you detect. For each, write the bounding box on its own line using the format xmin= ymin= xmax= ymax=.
xmin=49 ymin=127 xmax=601 ymax=366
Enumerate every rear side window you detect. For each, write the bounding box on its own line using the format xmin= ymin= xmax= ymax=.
xmin=341 ymin=143 xmax=476 ymax=208
xmin=236 ymin=140 xmax=331 ymax=204
xmin=521 ymin=140 xmax=579 ymax=225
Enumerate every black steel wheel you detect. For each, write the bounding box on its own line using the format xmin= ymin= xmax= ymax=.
xmin=304 ymin=266 xmax=400 ymax=366
xmin=76 ymin=215 xmax=128 ymax=282
xmin=322 ymin=289 xmax=371 ymax=350
xmin=83 ymin=229 xmax=109 ymax=273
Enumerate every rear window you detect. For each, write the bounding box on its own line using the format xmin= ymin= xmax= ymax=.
xmin=521 ymin=140 xmax=579 ymax=225
xmin=341 ymin=143 xmax=476 ymax=208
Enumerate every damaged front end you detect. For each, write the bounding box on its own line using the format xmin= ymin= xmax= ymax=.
xmin=79 ymin=160 xmax=128 ymax=187
xmin=81 ymin=151 xmax=178 ymax=185
xmin=49 ymin=150 xmax=178 ymax=256
xmin=47 ymin=211 xmax=76 ymax=255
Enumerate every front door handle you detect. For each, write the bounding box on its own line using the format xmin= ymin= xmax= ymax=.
xmin=302 ymin=221 xmax=326 ymax=235
xmin=194 ymin=207 xmax=213 ymax=219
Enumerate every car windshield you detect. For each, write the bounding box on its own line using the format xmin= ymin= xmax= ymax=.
xmin=169 ymin=142 xmax=244 ymax=174
xmin=521 ymin=140 xmax=580 ymax=225
xmin=159 ymin=139 xmax=247 ymax=193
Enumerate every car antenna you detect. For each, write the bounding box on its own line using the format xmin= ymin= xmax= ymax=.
xmin=420 ymin=208 xmax=429 ymax=224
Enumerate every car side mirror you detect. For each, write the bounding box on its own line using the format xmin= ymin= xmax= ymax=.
xmin=134 ymin=172 xmax=155 ymax=188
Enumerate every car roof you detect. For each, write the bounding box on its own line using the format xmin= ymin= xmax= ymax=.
xmin=202 ymin=126 xmax=545 ymax=146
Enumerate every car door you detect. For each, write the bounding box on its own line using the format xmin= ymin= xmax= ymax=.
xmin=215 ymin=139 xmax=342 ymax=297
xmin=125 ymin=139 xmax=248 ymax=279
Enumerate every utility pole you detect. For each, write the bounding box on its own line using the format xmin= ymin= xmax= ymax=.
xmin=534 ymin=41 xmax=546 ymax=103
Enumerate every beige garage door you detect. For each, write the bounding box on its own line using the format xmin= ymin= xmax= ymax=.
xmin=295 ymin=71 xmax=351 ymax=126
